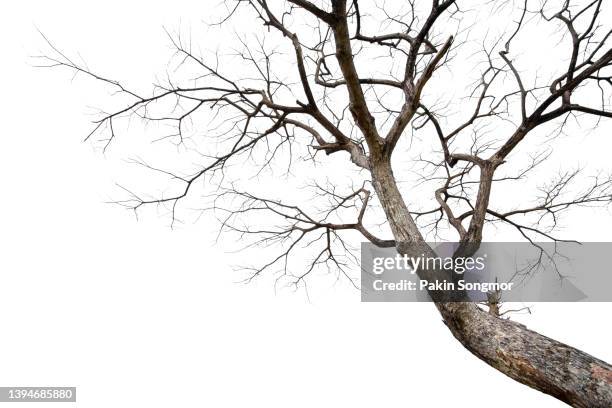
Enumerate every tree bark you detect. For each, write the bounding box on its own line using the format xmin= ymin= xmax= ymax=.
xmin=369 ymin=158 xmax=612 ymax=407
xmin=437 ymin=302 xmax=612 ymax=407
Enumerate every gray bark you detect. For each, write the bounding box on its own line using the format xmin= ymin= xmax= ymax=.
xmin=369 ymin=156 xmax=612 ymax=407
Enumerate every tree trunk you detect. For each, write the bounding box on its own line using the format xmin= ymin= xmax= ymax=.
xmin=438 ymin=302 xmax=612 ymax=407
xmin=369 ymin=158 xmax=612 ymax=407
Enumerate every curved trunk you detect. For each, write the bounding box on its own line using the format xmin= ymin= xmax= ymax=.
xmin=438 ymin=302 xmax=612 ymax=407
xmin=370 ymin=158 xmax=612 ymax=407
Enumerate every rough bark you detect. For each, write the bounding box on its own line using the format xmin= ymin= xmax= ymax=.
xmin=437 ymin=302 xmax=612 ymax=408
xmin=369 ymin=158 xmax=612 ymax=407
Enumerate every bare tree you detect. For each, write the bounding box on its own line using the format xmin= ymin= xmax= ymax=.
xmin=40 ymin=0 xmax=612 ymax=406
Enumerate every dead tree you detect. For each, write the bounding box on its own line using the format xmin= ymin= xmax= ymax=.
xmin=40 ymin=0 xmax=612 ymax=406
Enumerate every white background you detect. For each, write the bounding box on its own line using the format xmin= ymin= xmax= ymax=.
xmin=1 ymin=1 xmax=611 ymax=407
